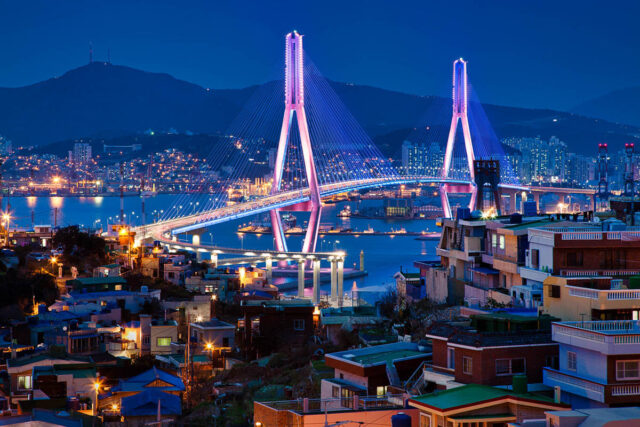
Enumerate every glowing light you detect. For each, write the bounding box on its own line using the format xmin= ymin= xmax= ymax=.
xmin=481 ymin=207 xmax=497 ymax=220
xmin=205 ymin=342 xmax=213 ymax=350
xmin=196 ymin=315 xmax=203 ymax=322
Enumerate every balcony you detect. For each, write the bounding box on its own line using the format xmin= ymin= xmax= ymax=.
xmin=543 ymin=368 xmax=605 ymax=403
xmin=552 ymin=321 xmax=640 ymax=354
xmin=567 ymin=285 xmax=640 ymax=301
xmin=518 ymin=266 xmax=550 ymax=283
xmin=255 ymin=394 xmax=406 ymax=415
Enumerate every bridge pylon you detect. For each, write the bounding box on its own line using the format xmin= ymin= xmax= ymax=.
xmin=270 ymin=31 xmax=322 ymax=253
xmin=440 ymin=58 xmax=477 ymax=218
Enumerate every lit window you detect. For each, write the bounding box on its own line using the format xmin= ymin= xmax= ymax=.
xmin=567 ymin=352 xmax=577 ymax=371
xmin=616 ymin=360 xmax=640 ymax=380
xmin=462 ymin=356 xmax=472 ymax=375
xmin=18 ymin=375 xmax=32 ymax=390
xmin=499 ymin=235 xmax=505 ymax=250
xmin=492 ymin=234 xmax=497 ymax=248
xmin=157 ymin=337 xmax=171 ymax=347
xmin=376 ymin=386 xmax=387 ymax=396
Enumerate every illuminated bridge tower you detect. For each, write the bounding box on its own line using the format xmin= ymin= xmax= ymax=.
xmin=270 ymin=31 xmax=322 ymax=253
xmin=440 ymin=58 xmax=477 ymax=218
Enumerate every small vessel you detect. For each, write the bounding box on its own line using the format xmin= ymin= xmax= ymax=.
xmin=337 ymin=205 xmax=352 ymax=217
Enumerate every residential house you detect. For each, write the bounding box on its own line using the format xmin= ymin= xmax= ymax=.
xmin=408 ymin=383 xmax=568 ymax=427
xmin=423 ymin=312 xmax=559 ymax=392
xmin=238 ymin=299 xmax=314 ymax=360
xmin=395 ymin=270 xmax=425 ymax=301
xmin=322 ymin=342 xmax=431 ymax=400
xmin=543 ymin=320 xmax=640 ymax=408
xmin=540 ymin=407 xmax=640 ymax=426
xmin=190 ymin=319 xmax=235 ymax=351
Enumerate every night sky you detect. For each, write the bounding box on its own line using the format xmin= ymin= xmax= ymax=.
xmin=1 ymin=0 xmax=638 ymax=110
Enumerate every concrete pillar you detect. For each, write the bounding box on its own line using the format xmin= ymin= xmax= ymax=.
xmin=265 ymin=257 xmax=273 ymax=283
xmin=211 ymin=252 xmax=218 ymax=268
xmin=360 ymin=250 xmax=365 ymax=271
xmin=330 ymin=258 xmax=338 ymax=300
xmin=337 ymin=259 xmax=344 ymax=307
xmin=298 ymin=261 xmax=305 ymax=298
xmin=312 ymin=259 xmax=320 ymax=304
xmin=533 ymin=193 xmax=541 ymax=213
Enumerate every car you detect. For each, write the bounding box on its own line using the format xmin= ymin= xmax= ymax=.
xmin=26 ymin=252 xmax=49 ymax=262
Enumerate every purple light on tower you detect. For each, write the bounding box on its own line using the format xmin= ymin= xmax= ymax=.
xmin=440 ymin=58 xmax=477 ymax=218
xmin=270 ymin=31 xmax=322 ymax=253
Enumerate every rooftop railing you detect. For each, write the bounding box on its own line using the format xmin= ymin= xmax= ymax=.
xmin=256 ymin=394 xmax=406 ymax=414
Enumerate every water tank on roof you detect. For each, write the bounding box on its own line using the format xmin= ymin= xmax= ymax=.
xmin=512 ymin=374 xmax=528 ymax=394
xmin=456 ymin=207 xmax=471 ymax=220
xmin=391 ymin=412 xmax=412 ymax=427
xmin=510 ymin=213 xmax=523 ymax=224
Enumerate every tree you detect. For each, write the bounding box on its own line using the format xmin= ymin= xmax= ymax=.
xmin=52 ymin=226 xmax=107 ymax=271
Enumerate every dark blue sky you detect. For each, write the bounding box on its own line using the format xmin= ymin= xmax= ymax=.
xmin=0 ymin=0 xmax=638 ymax=110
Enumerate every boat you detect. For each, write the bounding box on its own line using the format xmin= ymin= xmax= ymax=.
xmin=337 ymin=205 xmax=352 ymax=217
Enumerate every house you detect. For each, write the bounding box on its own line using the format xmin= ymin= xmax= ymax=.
xmin=7 ymin=225 xmax=54 ymax=249
xmin=254 ymin=395 xmax=418 ymax=427
xmin=65 ymin=276 xmax=128 ymax=293
xmin=319 ymin=306 xmax=385 ymax=345
xmin=163 ymin=261 xmax=190 ymax=286
xmin=423 ymin=312 xmax=559 ymax=392
xmin=414 ymin=260 xmax=448 ymax=304
xmin=32 ymin=363 xmax=97 ymax=399
xmin=322 ymin=342 xmax=431 ymax=399
xmin=92 ymin=263 xmax=122 ymax=278
xmin=190 ymin=319 xmax=235 ymax=351
xmin=151 ymin=319 xmax=178 ymax=355
xmin=408 ymin=383 xmax=568 ymax=426
xmin=543 ymin=320 xmax=640 ymax=408
xmin=395 ymin=270 xmax=425 ymax=301
xmin=238 ymin=299 xmax=314 ymax=359
xmin=542 ymin=275 xmax=640 ymax=321
xmin=98 ymin=366 xmax=184 ymax=424
xmin=6 ymin=353 xmax=90 ymax=406
xmin=122 ymin=315 xmax=178 ymax=356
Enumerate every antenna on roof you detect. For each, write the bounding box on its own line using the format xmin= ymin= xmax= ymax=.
xmin=89 ymin=42 xmax=93 ymax=64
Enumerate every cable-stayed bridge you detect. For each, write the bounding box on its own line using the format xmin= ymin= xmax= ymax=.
xmin=133 ymin=31 xmax=595 ymax=256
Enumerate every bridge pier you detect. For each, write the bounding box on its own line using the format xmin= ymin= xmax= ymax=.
xmin=330 ymin=258 xmax=338 ymax=300
xmin=210 ymin=252 xmax=218 ymax=268
xmin=312 ymin=259 xmax=320 ymax=304
xmin=337 ymin=258 xmax=344 ymax=307
xmin=298 ymin=261 xmax=305 ymax=298
xmin=265 ymin=257 xmax=273 ymax=283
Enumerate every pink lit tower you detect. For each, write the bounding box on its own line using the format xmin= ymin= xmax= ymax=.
xmin=270 ymin=31 xmax=322 ymax=253
xmin=440 ymin=58 xmax=477 ymax=218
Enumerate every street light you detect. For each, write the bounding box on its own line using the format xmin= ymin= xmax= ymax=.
xmin=50 ymin=256 xmax=57 ymax=274
xmin=2 ymin=213 xmax=9 ymax=246
xmin=205 ymin=342 xmax=215 ymax=373
xmin=93 ymin=380 xmax=101 ymax=416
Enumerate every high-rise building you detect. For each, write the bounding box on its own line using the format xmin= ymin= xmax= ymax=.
xmin=72 ymin=142 xmax=92 ymax=164
xmin=0 ymin=135 xmax=13 ymax=155
xmin=401 ymin=141 xmax=443 ymax=176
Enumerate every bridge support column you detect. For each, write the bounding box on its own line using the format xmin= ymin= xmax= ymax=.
xmin=210 ymin=252 xmax=218 ymax=269
xmin=312 ymin=259 xmax=320 ymax=304
xmin=298 ymin=261 xmax=305 ymax=298
xmin=337 ymin=258 xmax=344 ymax=307
xmin=533 ymin=193 xmax=541 ymax=213
xmin=265 ymin=257 xmax=273 ymax=283
xmin=330 ymin=258 xmax=338 ymax=301
xmin=360 ymin=250 xmax=364 ymax=271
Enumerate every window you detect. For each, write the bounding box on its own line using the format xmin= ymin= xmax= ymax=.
xmin=499 ymin=235 xmax=505 ymax=250
xmin=462 ymin=356 xmax=472 ymax=375
xmin=332 ymin=386 xmax=340 ymax=398
xmin=531 ymin=249 xmax=539 ymax=269
xmin=567 ymin=351 xmax=577 ymax=371
xmin=143 ymin=335 xmax=150 ymax=345
xmin=419 ymin=414 xmax=432 ymax=427
xmin=18 ymin=375 xmax=32 ymax=390
xmin=492 ymin=234 xmax=497 ymax=248
xmin=447 ymin=347 xmax=455 ymax=369
xmin=616 ymin=360 xmax=640 ymax=380
xmin=567 ymin=251 xmax=583 ymax=267
xmin=546 ymin=355 xmax=559 ymax=370
xmin=376 ymin=386 xmax=387 ymax=396
xmin=157 ymin=337 xmax=171 ymax=347
xmin=223 ymin=337 xmax=229 ymax=348
xmin=293 ymin=319 xmax=305 ymax=331
xmin=548 ymin=285 xmax=561 ymax=298
xmin=496 ymin=358 xmax=526 ymax=375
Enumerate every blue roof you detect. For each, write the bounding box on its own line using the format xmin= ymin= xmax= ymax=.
xmin=69 ymin=290 xmax=135 ymax=299
xmin=120 ymin=389 xmax=181 ymax=417
xmin=471 ymin=266 xmax=499 ymax=275
xmin=111 ymin=366 xmax=185 ymax=393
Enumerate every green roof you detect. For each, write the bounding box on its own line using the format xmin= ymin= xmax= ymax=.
xmin=410 ymin=384 xmax=559 ymax=411
xmin=34 ymin=364 xmax=97 ymax=379
xmin=349 ymin=349 xmax=424 ymax=365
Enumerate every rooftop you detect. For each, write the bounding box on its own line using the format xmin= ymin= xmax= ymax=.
xmin=242 ymin=298 xmax=314 ymax=307
xmin=409 ymin=384 xmax=564 ymax=411
xmin=191 ymin=318 xmax=235 ymax=328
xmin=66 ymin=276 xmax=127 ymax=285
xmin=326 ymin=342 xmax=428 ymax=367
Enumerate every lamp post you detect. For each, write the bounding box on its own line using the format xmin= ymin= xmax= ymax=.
xmin=2 ymin=213 xmax=10 ymax=246
xmin=50 ymin=257 xmax=58 ymax=275
xmin=93 ymin=380 xmax=101 ymax=416
xmin=206 ymin=342 xmax=215 ymax=373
